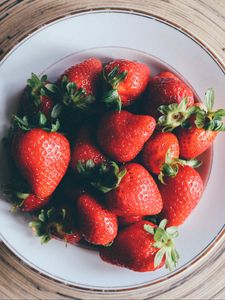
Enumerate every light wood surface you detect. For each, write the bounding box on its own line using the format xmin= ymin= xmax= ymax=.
xmin=0 ymin=1 xmax=225 ymax=299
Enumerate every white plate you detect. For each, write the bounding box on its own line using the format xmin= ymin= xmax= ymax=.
xmin=0 ymin=9 xmax=225 ymax=292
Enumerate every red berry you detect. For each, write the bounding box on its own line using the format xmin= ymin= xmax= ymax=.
xmin=77 ymin=193 xmax=118 ymax=246
xmin=159 ymin=166 xmax=204 ymax=226
xmin=97 ymin=110 xmax=156 ymax=162
xmin=142 ymin=132 xmax=179 ymax=174
xmin=106 ymin=163 xmax=163 ymax=216
xmin=12 ymin=129 xmax=71 ymax=198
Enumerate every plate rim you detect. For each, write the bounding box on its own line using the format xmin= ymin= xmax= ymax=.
xmin=0 ymin=7 xmax=225 ymax=293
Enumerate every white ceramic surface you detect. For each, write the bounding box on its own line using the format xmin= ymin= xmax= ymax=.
xmin=0 ymin=9 xmax=224 ymax=290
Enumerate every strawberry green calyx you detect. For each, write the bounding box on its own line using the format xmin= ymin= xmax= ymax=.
xmin=102 ymin=66 xmax=128 ymax=111
xmin=158 ymin=149 xmax=201 ymax=184
xmin=76 ymin=159 xmax=126 ymax=193
xmin=29 ymin=207 xmax=68 ymax=244
xmin=60 ymin=75 xmax=95 ymax=111
xmin=12 ymin=112 xmax=60 ymax=133
xmin=144 ymin=219 xmax=179 ymax=271
xmin=194 ymin=88 xmax=225 ymax=131
xmin=26 ymin=73 xmax=58 ymax=107
xmin=157 ymin=98 xmax=198 ymax=132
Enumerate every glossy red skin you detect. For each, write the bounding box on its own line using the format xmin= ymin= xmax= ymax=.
xmin=70 ymin=126 xmax=106 ymax=171
xmin=97 ymin=110 xmax=156 ymax=162
xmin=21 ymin=91 xmax=54 ymax=119
xmin=144 ymin=74 xmax=194 ymax=117
xmin=100 ymin=221 xmax=165 ymax=272
xmin=104 ymin=59 xmax=150 ymax=106
xmin=106 ymin=163 xmax=163 ymax=216
xmin=177 ymin=126 xmax=218 ymax=159
xmin=159 ymin=166 xmax=204 ymax=226
xmin=54 ymin=230 xmax=82 ymax=245
xmin=77 ymin=193 xmax=118 ymax=246
xmin=62 ymin=58 xmax=102 ymax=96
xmin=118 ymin=215 xmax=143 ymax=226
xmin=21 ymin=194 xmax=50 ymax=212
xmin=157 ymin=71 xmax=180 ymax=80
xmin=12 ymin=129 xmax=71 ymax=199
xmin=142 ymin=132 xmax=180 ymax=174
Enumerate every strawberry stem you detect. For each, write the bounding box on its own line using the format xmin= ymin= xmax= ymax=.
xmin=158 ymin=149 xmax=201 ymax=184
xmin=76 ymin=159 xmax=126 ymax=193
xmin=101 ymin=66 xmax=128 ymax=111
xmin=144 ymin=219 xmax=179 ymax=271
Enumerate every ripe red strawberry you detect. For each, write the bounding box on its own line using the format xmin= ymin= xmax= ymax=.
xmin=178 ymin=125 xmax=218 ymax=159
xmin=70 ymin=126 xmax=106 ymax=172
xmin=30 ymin=206 xmax=82 ymax=244
xmin=118 ymin=215 xmax=143 ymax=227
xmin=59 ymin=58 xmax=102 ymax=110
xmin=102 ymin=59 xmax=150 ymax=110
xmin=77 ymin=193 xmax=118 ymax=246
xmin=158 ymin=88 xmax=225 ymax=158
xmin=100 ymin=220 xmax=179 ymax=272
xmin=97 ymin=111 xmax=156 ymax=162
xmin=159 ymin=166 xmax=204 ymax=226
xmin=21 ymin=73 xmax=55 ymax=119
xmin=144 ymin=72 xmax=194 ymax=117
xmin=16 ymin=193 xmax=50 ymax=212
xmin=12 ymin=128 xmax=71 ymax=198
xmin=142 ymin=132 xmax=179 ymax=174
xmin=106 ymin=163 xmax=163 ymax=216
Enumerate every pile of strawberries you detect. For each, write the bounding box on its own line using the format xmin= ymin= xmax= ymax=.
xmin=5 ymin=58 xmax=225 ymax=272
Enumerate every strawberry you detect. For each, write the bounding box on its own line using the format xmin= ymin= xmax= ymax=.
xmin=159 ymin=166 xmax=204 ymax=226
xmin=177 ymin=89 xmax=225 ymax=158
xmin=97 ymin=111 xmax=156 ymax=162
xmin=21 ymin=73 xmax=56 ymax=119
xmin=30 ymin=206 xmax=82 ymax=244
xmin=16 ymin=193 xmax=50 ymax=212
xmin=106 ymin=163 xmax=163 ymax=216
xmin=144 ymin=72 xmax=194 ymax=117
xmin=158 ymin=89 xmax=225 ymax=158
xmin=142 ymin=132 xmax=180 ymax=174
xmin=12 ymin=128 xmax=71 ymax=198
xmin=118 ymin=215 xmax=143 ymax=227
xmin=70 ymin=126 xmax=106 ymax=172
xmin=77 ymin=193 xmax=118 ymax=246
xmin=102 ymin=59 xmax=150 ymax=110
xmin=100 ymin=220 xmax=179 ymax=272
xmin=59 ymin=58 xmax=102 ymax=110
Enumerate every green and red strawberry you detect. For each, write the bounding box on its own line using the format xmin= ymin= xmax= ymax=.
xmin=100 ymin=220 xmax=179 ymax=272
xmin=142 ymin=132 xmax=180 ymax=174
xmin=70 ymin=126 xmax=106 ymax=172
xmin=144 ymin=71 xmax=194 ymax=117
xmin=21 ymin=73 xmax=56 ymax=120
xmin=30 ymin=206 xmax=81 ymax=244
xmin=159 ymin=165 xmax=204 ymax=226
xmin=106 ymin=163 xmax=163 ymax=216
xmin=59 ymin=58 xmax=102 ymax=110
xmin=102 ymin=59 xmax=150 ymax=110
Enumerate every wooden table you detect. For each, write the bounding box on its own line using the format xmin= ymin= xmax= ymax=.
xmin=0 ymin=1 xmax=225 ymax=299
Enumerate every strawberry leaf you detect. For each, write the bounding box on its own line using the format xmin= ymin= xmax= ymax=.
xmin=59 ymin=75 xmax=95 ymax=111
xmin=76 ymin=160 xmax=126 ymax=193
xmin=158 ymin=149 xmax=202 ymax=183
xmin=205 ymin=88 xmax=214 ymax=111
xmin=154 ymin=247 xmax=166 ymax=267
xmin=144 ymin=219 xmax=179 ymax=271
xmin=157 ymin=98 xmax=199 ymax=132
